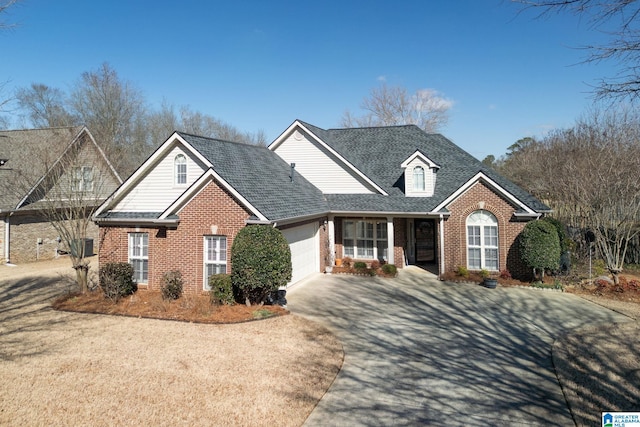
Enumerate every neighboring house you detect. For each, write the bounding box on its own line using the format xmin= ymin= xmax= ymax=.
xmin=0 ymin=126 xmax=122 ymax=264
xmin=94 ymin=120 xmax=550 ymax=294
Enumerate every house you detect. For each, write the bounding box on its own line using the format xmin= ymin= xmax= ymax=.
xmin=94 ymin=120 xmax=550 ymax=293
xmin=0 ymin=126 xmax=122 ymax=264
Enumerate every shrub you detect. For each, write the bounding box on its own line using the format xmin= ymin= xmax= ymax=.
xmin=455 ymin=265 xmax=469 ymax=278
xmin=541 ymin=216 xmax=569 ymax=253
xmin=161 ymin=270 xmax=183 ymax=301
xmin=231 ymin=225 xmax=292 ymax=306
xmin=480 ymin=268 xmax=490 ymax=279
xmin=99 ymin=262 xmax=137 ymax=303
xmin=593 ymin=259 xmax=607 ymax=276
xmin=353 ymin=261 xmax=367 ymax=270
xmin=519 ymin=220 xmax=561 ymax=280
xmin=209 ymin=274 xmax=235 ymax=305
xmin=370 ymin=259 xmax=381 ymax=270
xmin=342 ymin=256 xmax=352 ymax=268
xmin=381 ymin=264 xmax=397 ymax=276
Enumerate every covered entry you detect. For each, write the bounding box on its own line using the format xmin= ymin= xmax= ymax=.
xmin=406 ymin=218 xmax=438 ymax=272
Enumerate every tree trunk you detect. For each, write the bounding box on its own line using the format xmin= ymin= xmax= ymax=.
xmin=73 ymin=261 xmax=90 ymax=293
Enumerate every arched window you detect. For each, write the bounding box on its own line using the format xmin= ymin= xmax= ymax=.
xmin=466 ymin=210 xmax=498 ymax=271
xmin=174 ymin=154 xmax=187 ymax=185
xmin=413 ymin=166 xmax=425 ymax=191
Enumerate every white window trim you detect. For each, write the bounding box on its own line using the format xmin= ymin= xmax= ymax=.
xmin=466 ymin=210 xmax=499 ymax=271
xmin=128 ymin=232 xmax=149 ymax=283
xmin=203 ymin=235 xmax=227 ymax=290
xmin=174 ymin=154 xmax=187 ymax=186
xmin=72 ymin=166 xmax=94 ymax=192
xmin=413 ymin=166 xmax=425 ymax=192
xmin=342 ymin=219 xmax=388 ymax=261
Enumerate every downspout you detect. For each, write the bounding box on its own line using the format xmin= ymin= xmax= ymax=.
xmin=439 ymin=213 xmax=445 ymax=279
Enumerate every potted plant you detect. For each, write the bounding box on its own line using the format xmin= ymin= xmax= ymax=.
xmin=481 ymin=269 xmax=498 ymax=289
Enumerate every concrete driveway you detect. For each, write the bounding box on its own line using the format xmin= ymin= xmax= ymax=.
xmin=287 ymin=267 xmax=629 ymax=426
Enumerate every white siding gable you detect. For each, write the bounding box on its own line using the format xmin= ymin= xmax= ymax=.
xmin=402 ymin=157 xmax=437 ymax=197
xmin=273 ymin=129 xmax=376 ymax=194
xmin=111 ymin=145 xmax=207 ymax=212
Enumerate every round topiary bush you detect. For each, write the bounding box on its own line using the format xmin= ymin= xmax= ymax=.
xmin=231 ymin=225 xmax=292 ymax=306
xmin=99 ymin=262 xmax=137 ymax=303
xmin=161 ymin=270 xmax=183 ymax=301
xmin=519 ymin=219 xmax=561 ymax=280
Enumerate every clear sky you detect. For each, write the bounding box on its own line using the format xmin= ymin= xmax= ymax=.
xmin=0 ymin=0 xmax=614 ymax=160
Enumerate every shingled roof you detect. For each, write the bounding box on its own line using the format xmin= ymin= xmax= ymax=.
xmin=0 ymin=126 xmax=85 ymax=212
xmin=178 ymin=133 xmax=329 ymax=221
xmin=297 ymin=121 xmax=550 ymax=214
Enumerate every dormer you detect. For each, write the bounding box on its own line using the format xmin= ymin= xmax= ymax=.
xmin=400 ymin=150 xmax=439 ymax=197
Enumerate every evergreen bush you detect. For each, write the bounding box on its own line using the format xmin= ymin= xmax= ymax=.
xmin=231 ymin=225 xmax=291 ymax=306
xmin=161 ymin=270 xmax=183 ymax=300
xmin=519 ymin=220 xmax=561 ymax=280
xmin=381 ymin=264 xmax=397 ymax=276
xmin=99 ymin=262 xmax=137 ymax=303
xmin=209 ymin=274 xmax=235 ymax=305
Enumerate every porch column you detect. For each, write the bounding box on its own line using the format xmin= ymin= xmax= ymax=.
xmin=386 ymin=216 xmax=394 ymax=265
xmin=327 ymin=215 xmax=335 ymax=265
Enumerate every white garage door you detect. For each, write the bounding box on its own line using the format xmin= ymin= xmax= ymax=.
xmin=281 ymin=223 xmax=319 ymax=286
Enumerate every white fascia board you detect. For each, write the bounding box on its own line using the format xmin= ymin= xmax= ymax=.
xmin=160 ymin=168 xmax=268 ymax=222
xmin=81 ymin=127 xmax=123 ymax=184
xmin=94 ymin=132 xmax=213 ymax=218
xmin=432 ymin=171 xmax=537 ymax=214
xmin=400 ymin=150 xmax=440 ymax=169
xmin=269 ymin=120 xmax=388 ymax=196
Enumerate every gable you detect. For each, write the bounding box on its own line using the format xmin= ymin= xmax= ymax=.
xmin=402 ymin=157 xmax=437 ymax=198
xmin=271 ymin=125 xmax=380 ymax=194
xmin=110 ymin=143 xmax=207 ymax=213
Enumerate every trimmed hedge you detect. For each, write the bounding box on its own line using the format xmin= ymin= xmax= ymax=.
xmin=99 ymin=262 xmax=137 ymax=302
xmin=231 ymin=225 xmax=292 ymax=306
xmin=519 ymin=220 xmax=561 ymax=279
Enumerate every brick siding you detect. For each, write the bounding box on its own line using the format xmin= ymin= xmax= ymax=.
xmin=443 ymin=181 xmax=529 ymax=279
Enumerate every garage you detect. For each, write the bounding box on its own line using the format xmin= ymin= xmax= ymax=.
xmin=281 ymin=222 xmax=319 ymax=286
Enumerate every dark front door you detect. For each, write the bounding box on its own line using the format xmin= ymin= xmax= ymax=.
xmin=415 ymin=219 xmax=436 ymax=263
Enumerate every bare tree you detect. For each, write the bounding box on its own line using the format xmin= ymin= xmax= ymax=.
xmin=16 ymin=83 xmax=77 ymax=127
xmin=514 ymin=0 xmax=640 ymax=100
xmin=0 ymin=0 xmax=19 ymax=30
xmin=341 ymin=83 xmax=453 ymax=133
xmin=69 ymin=63 xmax=147 ymax=177
xmin=10 ymin=129 xmax=121 ymax=291
xmin=500 ymin=107 xmax=640 ymax=284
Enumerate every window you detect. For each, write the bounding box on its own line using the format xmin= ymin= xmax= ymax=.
xmin=466 ymin=210 xmax=498 ymax=271
xmin=413 ymin=166 xmax=425 ymax=192
xmin=129 ymin=232 xmax=149 ymax=283
xmin=72 ymin=166 xmax=93 ymax=192
xmin=204 ymin=236 xmax=227 ymax=289
xmin=175 ymin=154 xmax=187 ymax=185
xmin=343 ymin=220 xmax=388 ymax=261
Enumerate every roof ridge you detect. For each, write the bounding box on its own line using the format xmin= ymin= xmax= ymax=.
xmin=176 ymin=131 xmax=265 ymax=149
xmin=0 ymin=125 xmax=83 ymax=133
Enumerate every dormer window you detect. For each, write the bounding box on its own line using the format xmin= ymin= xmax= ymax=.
xmin=413 ymin=166 xmax=425 ymax=192
xmin=175 ymin=154 xmax=187 ymax=185
xmin=401 ymin=150 xmax=440 ymax=197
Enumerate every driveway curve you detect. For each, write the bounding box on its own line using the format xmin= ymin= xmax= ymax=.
xmin=287 ymin=267 xmax=629 ymax=426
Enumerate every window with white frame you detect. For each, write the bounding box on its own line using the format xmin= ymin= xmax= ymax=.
xmin=413 ymin=166 xmax=425 ymax=192
xmin=128 ymin=232 xmax=149 ymax=283
xmin=71 ymin=166 xmax=93 ymax=192
xmin=466 ymin=210 xmax=498 ymax=271
xmin=204 ymin=235 xmax=227 ymax=289
xmin=343 ymin=220 xmax=388 ymax=261
xmin=174 ymin=154 xmax=187 ymax=185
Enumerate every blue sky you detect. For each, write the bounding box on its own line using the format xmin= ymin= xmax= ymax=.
xmin=1 ymin=0 xmax=613 ymax=160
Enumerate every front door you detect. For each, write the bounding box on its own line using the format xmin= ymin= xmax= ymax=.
xmin=415 ymin=219 xmax=436 ymax=263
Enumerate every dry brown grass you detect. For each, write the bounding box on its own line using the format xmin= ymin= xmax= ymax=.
xmin=0 ymin=260 xmax=343 ymax=427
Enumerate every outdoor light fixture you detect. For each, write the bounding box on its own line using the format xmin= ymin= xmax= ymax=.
xmin=0 ymin=159 xmax=7 ymax=166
